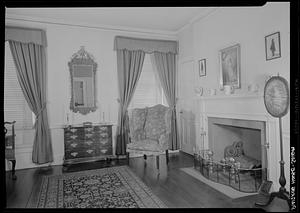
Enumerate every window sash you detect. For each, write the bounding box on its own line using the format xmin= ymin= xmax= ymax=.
xmin=4 ymin=42 xmax=33 ymax=130
xmin=129 ymin=54 xmax=167 ymax=109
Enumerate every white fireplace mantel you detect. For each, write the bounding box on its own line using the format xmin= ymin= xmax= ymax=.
xmin=193 ymin=93 xmax=290 ymax=192
xmin=194 ymin=93 xmax=264 ymax=101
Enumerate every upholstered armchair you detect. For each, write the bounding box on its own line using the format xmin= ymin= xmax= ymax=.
xmin=126 ymin=104 xmax=172 ymax=170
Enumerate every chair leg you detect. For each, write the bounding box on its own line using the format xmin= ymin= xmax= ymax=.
xmin=166 ymin=150 xmax=169 ymax=164
xmin=10 ymin=159 xmax=17 ymax=180
xmin=156 ymin=155 xmax=160 ymax=170
xmin=126 ymin=152 xmax=130 ymax=165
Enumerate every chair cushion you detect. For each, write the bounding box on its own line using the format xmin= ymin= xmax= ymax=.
xmin=126 ymin=139 xmax=162 ymax=152
xmin=144 ymin=105 xmax=168 ymax=141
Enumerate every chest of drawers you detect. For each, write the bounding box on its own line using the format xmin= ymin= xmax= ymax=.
xmin=63 ymin=124 xmax=113 ymax=165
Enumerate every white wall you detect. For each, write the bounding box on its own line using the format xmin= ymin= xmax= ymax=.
xmin=179 ymin=3 xmax=290 ymax=131
xmin=178 ymin=2 xmax=290 ymax=191
xmin=5 ymin=16 xmax=176 ymax=170
xmin=5 ymin=4 xmax=290 ymax=192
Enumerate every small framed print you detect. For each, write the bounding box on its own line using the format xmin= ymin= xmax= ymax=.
xmin=198 ymin=59 xmax=206 ymax=77
xmin=265 ymin=32 xmax=281 ymax=61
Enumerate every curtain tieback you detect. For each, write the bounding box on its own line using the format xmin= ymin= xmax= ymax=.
xmin=36 ymin=103 xmax=47 ymax=119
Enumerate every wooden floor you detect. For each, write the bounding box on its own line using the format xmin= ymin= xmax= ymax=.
xmin=5 ymin=151 xmax=289 ymax=211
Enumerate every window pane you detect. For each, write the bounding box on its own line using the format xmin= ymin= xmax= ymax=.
xmin=4 ymin=42 xmax=33 ymax=129
xmin=129 ymin=54 xmax=167 ymax=109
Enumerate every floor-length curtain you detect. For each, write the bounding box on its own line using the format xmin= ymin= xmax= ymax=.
xmin=151 ymin=52 xmax=179 ymax=150
xmin=116 ymin=49 xmax=145 ymax=155
xmin=9 ymin=41 xmax=53 ymax=164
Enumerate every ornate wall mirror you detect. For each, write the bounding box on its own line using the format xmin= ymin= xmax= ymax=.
xmin=68 ymin=46 xmax=97 ymax=115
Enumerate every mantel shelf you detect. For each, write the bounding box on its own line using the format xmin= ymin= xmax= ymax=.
xmin=193 ymin=93 xmax=264 ymax=100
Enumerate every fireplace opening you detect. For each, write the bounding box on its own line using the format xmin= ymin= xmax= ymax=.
xmin=211 ymin=125 xmax=262 ymax=167
xmin=193 ymin=117 xmax=268 ymax=193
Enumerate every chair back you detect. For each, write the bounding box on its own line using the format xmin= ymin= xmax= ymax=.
xmin=144 ymin=104 xmax=171 ymax=141
xmin=128 ymin=104 xmax=171 ymax=143
xmin=128 ymin=107 xmax=148 ymax=143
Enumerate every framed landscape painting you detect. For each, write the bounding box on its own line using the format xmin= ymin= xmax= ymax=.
xmin=219 ymin=44 xmax=241 ymax=89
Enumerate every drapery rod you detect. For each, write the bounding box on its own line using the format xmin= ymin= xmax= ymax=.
xmin=6 ymin=17 xmax=176 ymax=37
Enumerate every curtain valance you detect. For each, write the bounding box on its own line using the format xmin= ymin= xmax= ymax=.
xmin=114 ymin=36 xmax=178 ymax=54
xmin=5 ymin=26 xmax=47 ymax=47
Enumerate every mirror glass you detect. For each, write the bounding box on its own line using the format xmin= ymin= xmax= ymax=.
xmin=69 ymin=47 xmax=97 ymax=115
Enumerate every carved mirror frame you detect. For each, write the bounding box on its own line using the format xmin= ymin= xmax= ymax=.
xmin=68 ymin=46 xmax=97 ymax=115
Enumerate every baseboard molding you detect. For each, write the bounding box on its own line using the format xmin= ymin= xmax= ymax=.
xmin=128 ymin=149 xmax=180 ymax=158
xmin=168 ymin=149 xmax=180 ymax=153
xmin=6 ymin=153 xmax=64 ymax=171
xmin=8 ymin=149 xmax=181 ymax=171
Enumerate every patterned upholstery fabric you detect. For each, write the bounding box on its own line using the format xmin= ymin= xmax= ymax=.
xmin=145 ymin=105 xmax=168 ymax=141
xmin=128 ymin=108 xmax=147 ymax=142
xmin=127 ymin=104 xmax=171 ymax=155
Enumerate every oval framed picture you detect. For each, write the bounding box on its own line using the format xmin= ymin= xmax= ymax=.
xmin=264 ymin=76 xmax=289 ymax=118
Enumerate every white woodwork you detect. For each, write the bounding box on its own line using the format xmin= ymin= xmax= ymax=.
xmin=194 ymin=94 xmax=290 ymax=191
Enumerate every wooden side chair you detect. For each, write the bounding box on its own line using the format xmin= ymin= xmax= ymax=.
xmin=4 ymin=121 xmax=17 ymax=180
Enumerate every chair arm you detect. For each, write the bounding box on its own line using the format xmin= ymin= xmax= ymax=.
xmin=158 ymin=133 xmax=169 ymax=150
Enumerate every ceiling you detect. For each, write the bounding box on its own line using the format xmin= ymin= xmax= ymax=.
xmin=5 ymin=7 xmax=217 ymax=33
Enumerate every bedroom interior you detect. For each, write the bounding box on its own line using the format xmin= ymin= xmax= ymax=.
xmin=3 ymin=2 xmax=292 ymax=211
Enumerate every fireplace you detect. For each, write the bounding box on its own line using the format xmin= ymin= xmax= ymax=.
xmin=194 ymin=94 xmax=290 ymax=192
xmin=207 ymin=117 xmax=267 ymax=176
xmin=192 ymin=117 xmax=267 ymax=192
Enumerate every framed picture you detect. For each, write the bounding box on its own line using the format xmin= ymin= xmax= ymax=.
xmin=219 ymin=44 xmax=241 ymax=89
xmin=265 ymin=32 xmax=281 ymax=60
xmin=198 ymin=59 xmax=206 ymax=77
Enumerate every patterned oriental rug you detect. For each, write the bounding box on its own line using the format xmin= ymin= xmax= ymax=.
xmin=27 ymin=166 xmax=166 ymax=208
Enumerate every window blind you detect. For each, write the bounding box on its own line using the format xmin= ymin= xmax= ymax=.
xmin=129 ymin=54 xmax=167 ymax=109
xmin=4 ymin=42 xmax=33 ymax=130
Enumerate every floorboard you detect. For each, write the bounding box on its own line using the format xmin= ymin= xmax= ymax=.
xmin=5 ymin=151 xmax=289 ymax=211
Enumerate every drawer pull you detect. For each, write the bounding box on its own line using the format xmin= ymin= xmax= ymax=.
xmin=70 ymin=135 xmax=78 ymax=140
xmin=70 ymin=129 xmax=77 ymax=133
xmin=86 ymin=133 xmax=93 ymax=138
xmin=86 ymin=149 xmax=94 ymax=154
xmin=70 ymin=143 xmax=78 ymax=148
xmin=85 ymin=141 xmax=93 ymax=145
xmin=100 ymin=133 xmax=108 ymax=137
xmin=100 ymin=140 xmax=108 ymax=145
xmin=70 ymin=152 xmax=78 ymax=157
xmin=100 ymin=149 xmax=107 ymax=154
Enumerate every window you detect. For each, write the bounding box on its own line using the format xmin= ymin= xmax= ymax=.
xmin=129 ymin=54 xmax=167 ymax=109
xmin=4 ymin=42 xmax=33 ymax=130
